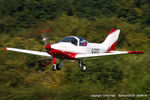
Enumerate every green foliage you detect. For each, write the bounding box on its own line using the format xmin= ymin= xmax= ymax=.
xmin=0 ymin=0 xmax=150 ymax=99
xmin=0 ymin=0 xmax=150 ymax=33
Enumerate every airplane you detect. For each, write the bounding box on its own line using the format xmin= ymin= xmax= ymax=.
xmin=4 ymin=29 xmax=144 ymax=71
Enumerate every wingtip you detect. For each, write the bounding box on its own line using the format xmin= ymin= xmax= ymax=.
xmin=137 ymin=51 xmax=144 ymax=54
xmin=128 ymin=51 xmax=144 ymax=54
xmin=4 ymin=47 xmax=7 ymax=50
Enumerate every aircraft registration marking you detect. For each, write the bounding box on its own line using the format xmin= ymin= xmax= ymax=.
xmin=91 ymin=48 xmax=100 ymax=54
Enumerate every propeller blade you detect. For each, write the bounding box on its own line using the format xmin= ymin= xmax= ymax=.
xmin=38 ymin=29 xmax=51 ymax=45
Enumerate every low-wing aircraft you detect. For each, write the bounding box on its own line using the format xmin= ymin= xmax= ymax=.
xmin=4 ymin=29 xmax=144 ymax=71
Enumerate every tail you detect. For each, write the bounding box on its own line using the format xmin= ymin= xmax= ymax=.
xmin=102 ymin=29 xmax=120 ymax=52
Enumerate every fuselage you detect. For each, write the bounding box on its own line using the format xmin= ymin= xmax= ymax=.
xmin=47 ymin=36 xmax=109 ymax=60
xmin=51 ymin=42 xmax=107 ymax=54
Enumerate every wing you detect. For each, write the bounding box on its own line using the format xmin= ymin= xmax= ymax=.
xmin=75 ymin=51 xmax=144 ymax=59
xmin=4 ymin=47 xmax=52 ymax=58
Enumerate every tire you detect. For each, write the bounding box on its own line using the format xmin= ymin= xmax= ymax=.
xmin=52 ymin=64 xmax=57 ymax=71
xmin=56 ymin=64 xmax=61 ymax=70
xmin=81 ymin=64 xmax=86 ymax=71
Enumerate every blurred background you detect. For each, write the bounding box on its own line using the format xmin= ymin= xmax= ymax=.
xmin=0 ymin=0 xmax=150 ymax=100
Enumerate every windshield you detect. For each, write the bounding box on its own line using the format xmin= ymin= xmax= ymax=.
xmin=60 ymin=37 xmax=77 ymax=46
xmin=78 ymin=37 xmax=88 ymax=46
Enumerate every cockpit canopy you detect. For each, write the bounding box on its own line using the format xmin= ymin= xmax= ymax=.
xmin=60 ymin=37 xmax=78 ymax=46
xmin=78 ymin=37 xmax=88 ymax=46
xmin=60 ymin=36 xmax=88 ymax=46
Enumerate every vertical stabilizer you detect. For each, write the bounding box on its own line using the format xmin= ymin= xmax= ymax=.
xmin=102 ymin=29 xmax=120 ymax=52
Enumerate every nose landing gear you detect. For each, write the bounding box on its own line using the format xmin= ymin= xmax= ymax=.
xmin=52 ymin=58 xmax=63 ymax=71
xmin=52 ymin=64 xmax=62 ymax=71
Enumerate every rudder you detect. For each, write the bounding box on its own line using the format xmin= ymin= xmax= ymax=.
xmin=102 ymin=29 xmax=120 ymax=52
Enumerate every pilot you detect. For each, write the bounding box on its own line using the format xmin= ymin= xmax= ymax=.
xmin=80 ymin=41 xmax=87 ymax=46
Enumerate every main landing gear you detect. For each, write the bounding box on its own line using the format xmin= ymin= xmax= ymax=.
xmin=79 ymin=60 xmax=86 ymax=71
xmin=51 ymin=57 xmax=86 ymax=71
xmin=52 ymin=57 xmax=63 ymax=71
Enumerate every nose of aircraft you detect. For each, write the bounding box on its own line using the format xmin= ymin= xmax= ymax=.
xmin=45 ymin=44 xmax=52 ymax=54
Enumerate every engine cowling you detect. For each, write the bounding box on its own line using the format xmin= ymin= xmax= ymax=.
xmin=45 ymin=44 xmax=52 ymax=54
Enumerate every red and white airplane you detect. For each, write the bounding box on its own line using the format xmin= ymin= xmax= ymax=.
xmin=4 ymin=29 xmax=144 ymax=71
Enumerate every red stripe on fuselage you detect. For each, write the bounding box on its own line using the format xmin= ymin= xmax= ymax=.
xmin=49 ymin=49 xmax=77 ymax=60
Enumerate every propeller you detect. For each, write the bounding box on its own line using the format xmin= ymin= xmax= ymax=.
xmin=38 ymin=29 xmax=53 ymax=55
xmin=38 ymin=29 xmax=51 ymax=45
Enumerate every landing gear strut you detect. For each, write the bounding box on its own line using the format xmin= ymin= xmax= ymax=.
xmin=79 ymin=60 xmax=86 ymax=71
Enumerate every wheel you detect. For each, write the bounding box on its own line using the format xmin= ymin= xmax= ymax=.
xmin=56 ymin=64 xmax=61 ymax=70
xmin=52 ymin=64 xmax=57 ymax=71
xmin=81 ymin=64 xmax=86 ymax=71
